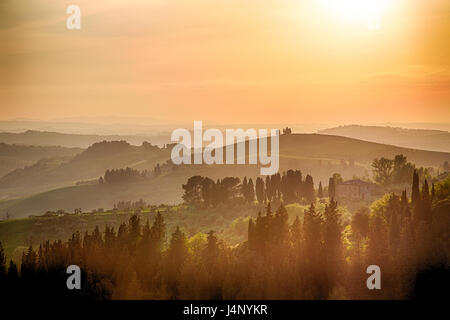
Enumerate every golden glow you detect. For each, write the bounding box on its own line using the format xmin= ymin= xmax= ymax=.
xmin=320 ymin=0 xmax=395 ymax=29
xmin=0 ymin=0 xmax=448 ymax=124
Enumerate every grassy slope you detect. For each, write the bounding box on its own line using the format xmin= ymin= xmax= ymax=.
xmin=280 ymin=134 xmax=450 ymax=165
xmin=319 ymin=125 xmax=450 ymax=153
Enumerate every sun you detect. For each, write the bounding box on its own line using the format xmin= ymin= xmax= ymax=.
xmin=320 ymin=0 xmax=394 ymax=30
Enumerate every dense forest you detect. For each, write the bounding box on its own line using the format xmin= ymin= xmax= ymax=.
xmin=0 ymin=171 xmax=448 ymax=300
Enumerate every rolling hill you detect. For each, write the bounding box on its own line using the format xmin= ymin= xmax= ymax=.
xmin=0 ymin=143 xmax=83 ymax=178
xmin=279 ymin=133 xmax=450 ymax=165
xmin=0 ymin=140 xmax=171 ymax=199
xmin=0 ymin=133 xmax=448 ymax=219
xmin=0 ymin=130 xmax=169 ymax=148
xmin=319 ymin=125 xmax=450 ymax=152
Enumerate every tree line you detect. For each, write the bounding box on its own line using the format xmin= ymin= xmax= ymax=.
xmin=182 ymin=170 xmax=318 ymax=208
xmin=0 ymin=172 xmax=447 ymax=300
xmin=371 ymin=154 xmax=430 ymax=186
xmin=99 ymin=163 xmax=163 ymax=185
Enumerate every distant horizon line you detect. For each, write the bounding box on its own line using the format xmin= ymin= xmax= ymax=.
xmin=1 ymin=117 xmax=449 ymax=126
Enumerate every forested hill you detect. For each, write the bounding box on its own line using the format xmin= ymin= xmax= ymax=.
xmin=318 ymin=125 xmax=450 ymax=152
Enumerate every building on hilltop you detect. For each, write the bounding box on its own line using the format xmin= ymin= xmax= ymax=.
xmin=336 ymin=179 xmax=377 ymax=200
xmin=282 ymin=127 xmax=292 ymax=135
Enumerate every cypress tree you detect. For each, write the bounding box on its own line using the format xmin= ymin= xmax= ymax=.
xmin=304 ymin=174 xmax=316 ymax=204
xmin=411 ymin=170 xmax=420 ymax=206
xmin=242 ymin=177 xmax=248 ymax=199
xmin=247 ymin=178 xmax=255 ymax=203
xmin=421 ymin=180 xmax=431 ymax=223
xmin=318 ymin=181 xmax=324 ymax=198
xmin=328 ymin=177 xmax=336 ymax=199
xmin=255 ymin=177 xmax=265 ymax=204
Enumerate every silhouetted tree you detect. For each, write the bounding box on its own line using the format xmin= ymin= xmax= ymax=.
xmin=182 ymin=176 xmax=203 ymax=206
xmin=246 ymin=178 xmax=255 ymax=203
xmin=304 ymin=174 xmax=316 ymax=204
xmin=372 ymin=157 xmax=394 ymax=185
xmin=255 ymin=177 xmax=265 ymax=204
xmin=318 ymin=181 xmax=324 ymax=198
xmin=328 ymin=177 xmax=336 ymax=199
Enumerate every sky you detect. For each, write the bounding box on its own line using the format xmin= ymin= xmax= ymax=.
xmin=0 ymin=0 xmax=449 ymax=125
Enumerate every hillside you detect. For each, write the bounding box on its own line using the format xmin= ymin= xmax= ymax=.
xmin=0 ymin=134 xmax=448 ymax=219
xmin=0 ymin=130 xmax=169 ymax=148
xmin=319 ymin=125 xmax=450 ymax=152
xmin=0 ymin=141 xmax=171 ymax=199
xmin=279 ymin=134 xmax=450 ymax=165
xmin=0 ymin=143 xmax=82 ymax=178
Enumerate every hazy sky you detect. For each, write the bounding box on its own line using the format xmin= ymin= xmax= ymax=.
xmin=0 ymin=0 xmax=449 ymax=124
